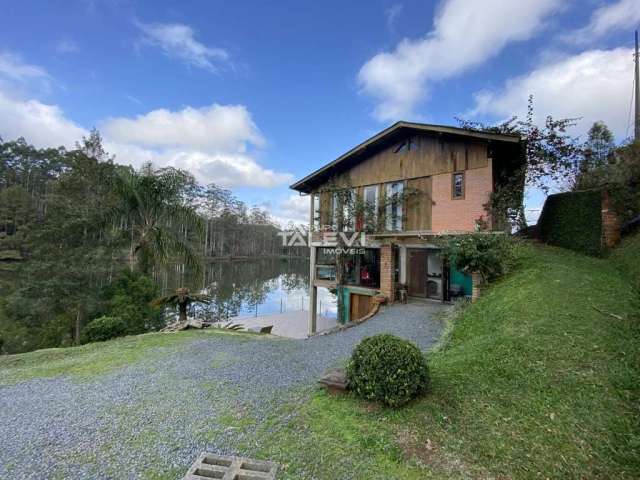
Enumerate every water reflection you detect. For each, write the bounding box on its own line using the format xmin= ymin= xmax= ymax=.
xmin=157 ymin=258 xmax=337 ymax=321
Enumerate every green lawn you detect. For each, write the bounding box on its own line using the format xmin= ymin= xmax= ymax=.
xmin=0 ymin=328 xmax=254 ymax=384
xmin=611 ymin=232 xmax=640 ymax=292
xmin=252 ymin=242 xmax=640 ymax=479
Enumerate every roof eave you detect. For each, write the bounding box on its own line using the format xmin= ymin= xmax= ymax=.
xmin=289 ymin=122 xmax=522 ymax=193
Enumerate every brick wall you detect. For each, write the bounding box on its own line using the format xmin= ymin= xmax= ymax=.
xmin=379 ymin=244 xmax=394 ymax=302
xmin=601 ymin=190 xmax=621 ymax=248
xmin=431 ymin=161 xmax=493 ymax=232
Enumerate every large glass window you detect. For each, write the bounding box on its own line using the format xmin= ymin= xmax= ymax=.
xmin=332 ymin=189 xmax=354 ymax=231
xmin=316 ymin=247 xmax=336 ymax=281
xmin=385 ymin=181 xmax=404 ymax=231
xmin=363 ymin=185 xmax=379 ymax=231
xmin=343 ymin=248 xmax=380 ymax=288
xmin=332 ymin=192 xmax=339 ymax=228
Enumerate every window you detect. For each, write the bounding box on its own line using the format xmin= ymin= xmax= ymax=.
xmin=452 ymin=172 xmax=465 ymax=199
xmin=363 ymin=185 xmax=379 ymax=230
xmin=385 ymin=181 xmax=404 ymax=231
xmin=316 ymin=248 xmax=336 ymax=281
xmin=343 ymin=248 xmax=380 ymax=288
xmin=394 ymin=137 xmax=414 ymax=153
xmin=343 ymin=189 xmax=355 ymax=231
xmin=312 ymin=193 xmax=320 ymax=231
xmin=332 ymin=189 xmax=354 ymax=231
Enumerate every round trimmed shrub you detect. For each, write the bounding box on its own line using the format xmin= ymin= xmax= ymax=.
xmin=346 ymin=334 xmax=430 ymax=407
xmin=83 ymin=316 xmax=127 ymax=343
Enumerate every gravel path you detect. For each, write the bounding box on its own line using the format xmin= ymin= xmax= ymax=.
xmin=0 ymin=302 xmax=447 ymax=479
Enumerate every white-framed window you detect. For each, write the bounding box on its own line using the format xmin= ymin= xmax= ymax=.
xmin=332 ymin=192 xmax=339 ymax=228
xmin=342 ymin=189 xmax=355 ymax=231
xmin=332 ymin=190 xmax=354 ymax=230
xmin=385 ymin=181 xmax=404 ymax=231
xmin=452 ymin=172 xmax=465 ymax=199
xmin=312 ymin=193 xmax=321 ymax=231
xmin=363 ymin=185 xmax=379 ymax=228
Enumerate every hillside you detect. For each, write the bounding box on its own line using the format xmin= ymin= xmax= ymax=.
xmin=255 ymin=242 xmax=640 ymax=479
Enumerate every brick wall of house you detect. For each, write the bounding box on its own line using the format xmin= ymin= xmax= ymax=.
xmin=601 ymin=190 xmax=621 ymax=248
xmin=379 ymin=244 xmax=395 ymax=302
xmin=431 ymin=160 xmax=493 ymax=232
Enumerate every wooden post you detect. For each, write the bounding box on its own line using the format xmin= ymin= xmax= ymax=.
xmin=471 ymin=272 xmax=483 ymax=302
xmin=379 ymin=244 xmax=395 ymax=302
xmin=308 ymin=245 xmax=318 ymax=335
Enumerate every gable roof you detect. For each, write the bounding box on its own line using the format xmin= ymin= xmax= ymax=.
xmin=290 ymin=121 xmax=522 ymax=193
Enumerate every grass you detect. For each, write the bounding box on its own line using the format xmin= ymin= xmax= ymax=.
xmin=0 ymin=328 xmax=253 ymax=385
xmin=611 ymin=232 xmax=640 ymax=292
xmin=252 ymin=242 xmax=640 ymax=479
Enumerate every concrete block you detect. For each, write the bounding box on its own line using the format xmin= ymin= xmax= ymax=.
xmin=183 ymin=453 xmax=278 ymax=480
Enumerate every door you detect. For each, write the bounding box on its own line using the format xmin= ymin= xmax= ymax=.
xmin=407 ymin=249 xmax=427 ymax=297
xmin=350 ymin=294 xmax=372 ymax=322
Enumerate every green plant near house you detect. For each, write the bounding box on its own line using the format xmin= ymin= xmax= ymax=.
xmin=346 ymin=334 xmax=430 ymax=407
xmin=83 ymin=316 xmax=127 ymax=343
xmin=439 ymin=233 xmax=517 ymax=282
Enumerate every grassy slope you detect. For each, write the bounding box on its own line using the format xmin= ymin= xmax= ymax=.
xmin=0 ymin=329 xmax=251 ymax=385
xmin=254 ymin=243 xmax=640 ymax=479
xmin=611 ymin=233 xmax=640 ymax=292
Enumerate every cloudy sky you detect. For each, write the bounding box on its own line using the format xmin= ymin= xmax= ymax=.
xmin=1 ymin=0 xmax=639 ymax=225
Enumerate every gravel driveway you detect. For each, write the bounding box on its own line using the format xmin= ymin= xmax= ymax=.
xmin=0 ymin=302 xmax=447 ymax=479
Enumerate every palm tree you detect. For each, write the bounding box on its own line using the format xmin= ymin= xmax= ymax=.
xmin=112 ymin=164 xmax=203 ymax=276
xmin=154 ymin=287 xmax=211 ymax=324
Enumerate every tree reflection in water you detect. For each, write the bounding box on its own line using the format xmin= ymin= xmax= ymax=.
xmin=157 ymin=258 xmax=315 ymax=321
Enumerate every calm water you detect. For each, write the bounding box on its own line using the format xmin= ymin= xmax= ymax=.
xmin=157 ymin=257 xmax=337 ymax=321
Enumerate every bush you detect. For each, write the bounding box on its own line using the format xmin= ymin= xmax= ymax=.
xmin=537 ymin=190 xmax=603 ymax=256
xmin=346 ymin=334 xmax=430 ymax=407
xmin=103 ymin=270 xmax=161 ymax=334
xmin=440 ymin=233 xmax=518 ymax=282
xmin=83 ymin=316 xmax=127 ymax=343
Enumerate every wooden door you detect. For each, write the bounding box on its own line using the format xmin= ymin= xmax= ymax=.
xmin=407 ymin=249 xmax=427 ymax=297
xmin=350 ymin=294 xmax=372 ymax=322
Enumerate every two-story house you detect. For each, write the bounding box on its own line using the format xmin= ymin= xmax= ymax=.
xmin=290 ymin=121 xmax=523 ymax=334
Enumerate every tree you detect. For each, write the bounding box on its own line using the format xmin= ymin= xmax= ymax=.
xmin=154 ymin=287 xmax=210 ymax=325
xmin=111 ymin=164 xmax=204 ymax=276
xmin=457 ymin=96 xmax=583 ymax=229
xmin=584 ymin=121 xmax=615 ymax=169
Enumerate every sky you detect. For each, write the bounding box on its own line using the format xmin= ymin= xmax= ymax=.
xmin=1 ymin=0 xmax=639 ymax=225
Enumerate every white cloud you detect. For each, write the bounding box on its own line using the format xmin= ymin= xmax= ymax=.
xmin=137 ymin=22 xmax=228 ymax=72
xmin=0 ymin=84 xmax=291 ymax=188
xmin=358 ymin=0 xmax=562 ymax=122
xmin=98 ymin=103 xmax=290 ymax=187
xmin=568 ymin=0 xmax=640 ymax=44
xmin=276 ymin=194 xmax=310 ymax=225
xmin=0 ymin=52 xmax=50 ymax=82
xmin=102 ymin=104 xmax=264 ymax=151
xmin=470 ymin=48 xmax=634 ymax=138
xmin=0 ymin=90 xmax=86 ymax=147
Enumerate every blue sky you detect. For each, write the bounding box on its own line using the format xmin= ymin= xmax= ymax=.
xmin=1 ymin=0 xmax=638 ymax=224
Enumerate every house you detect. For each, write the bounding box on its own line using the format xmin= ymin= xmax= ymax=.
xmin=290 ymin=121 xmax=523 ymax=333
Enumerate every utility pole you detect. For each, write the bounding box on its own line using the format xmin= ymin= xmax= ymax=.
xmin=635 ymin=30 xmax=640 ymax=141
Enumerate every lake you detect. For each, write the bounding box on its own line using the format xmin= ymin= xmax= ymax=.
xmin=157 ymin=257 xmax=337 ymax=323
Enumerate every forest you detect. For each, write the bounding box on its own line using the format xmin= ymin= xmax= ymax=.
xmin=0 ymin=131 xmax=307 ymax=354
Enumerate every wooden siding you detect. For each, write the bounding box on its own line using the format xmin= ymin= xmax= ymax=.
xmin=310 ymin=133 xmax=491 ymax=232
xmin=405 ymin=176 xmax=433 ymax=231
xmin=312 ymin=135 xmax=488 ymax=190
